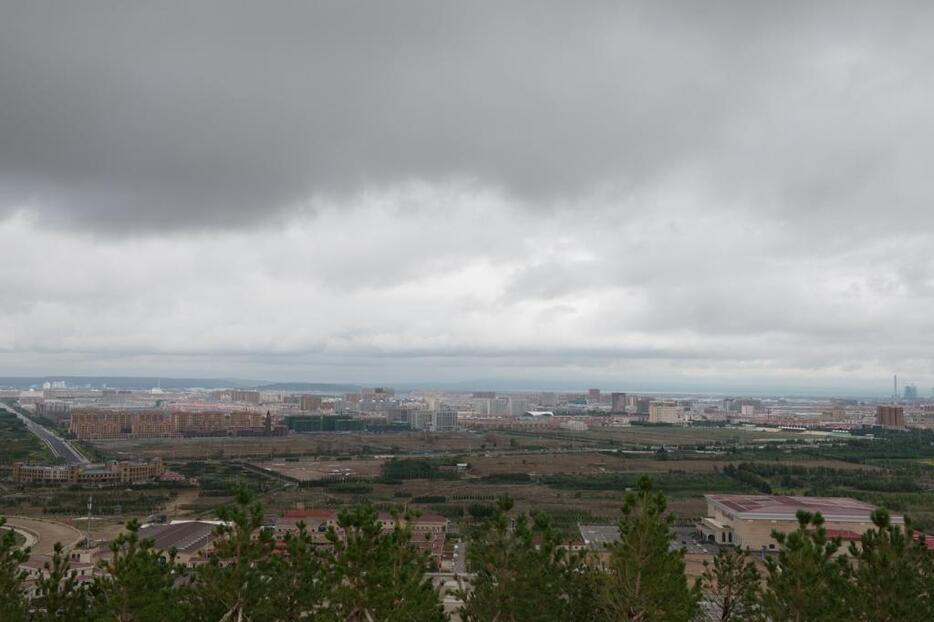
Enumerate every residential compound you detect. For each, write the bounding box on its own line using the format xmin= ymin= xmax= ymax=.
xmin=876 ymin=405 xmax=906 ymax=428
xmin=648 ymin=401 xmax=680 ymax=424
xmin=699 ymin=494 xmax=903 ymax=550
xmin=68 ymin=409 xmax=275 ymax=439
xmin=12 ymin=458 xmax=166 ymax=485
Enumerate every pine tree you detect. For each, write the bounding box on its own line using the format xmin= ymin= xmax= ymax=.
xmin=461 ymin=495 xmax=600 ymax=622
xmin=0 ymin=516 xmax=30 ymax=622
xmin=760 ymin=511 xmax=852 ymax=622
xmin=601 ymin=475 xmax=699 ymax=622
xmin=184 ymin=486 xmax=279 ymax=621
xmin=267 ymin=521 xmax=331 ymax=621
xmin=847 ymin=509 xmax=934 ymax=622
xmin=90 ymin=518 xmax=187 ymax=622
xmin=323 ymin=505 xmax=446 ymax=622
xmin=698 ymin=545 xmax=762 ymax=622
xmin=31 ymin=542 xmax=91 ymax=622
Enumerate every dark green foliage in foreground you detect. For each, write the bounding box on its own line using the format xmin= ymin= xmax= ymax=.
xmin=461 ymin=495 xmax=601 ymax=621
xmin=601 ymin=476 xmax=700 ymax=621
xmin=5 ymin=480 xmax=934 ymax=621
xmin=90 ymin=520 xmax=185 ymax=622
xmin=846 ymin=509 xmax=934 ymax=622
xmin=325 ymin=505 xmax=446 ymax=622
xmin=759 ymin=512 xmax=853 ymax=622
xmin=699 ymin=546 xmax=763 ymax=622
xmin=31 ymin=542 xmax=91 ymax=621
xmin=0 ymin=517 xmax=30 ymax=622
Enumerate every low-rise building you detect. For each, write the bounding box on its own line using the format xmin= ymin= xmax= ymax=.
xmin=699 ymin=494 xmax=903 ymax=551
xmin=12 ymin=458 xmax=165 ymax=485
xmin=138 ymin=520 xmax=219 ymax=566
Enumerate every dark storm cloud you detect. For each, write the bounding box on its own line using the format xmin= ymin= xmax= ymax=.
xmin=3 ymin=1 xmax=932 ymax=230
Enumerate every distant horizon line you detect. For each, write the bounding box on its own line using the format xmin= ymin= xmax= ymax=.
xmin=0 ymin=373 xmax=925 ymax=400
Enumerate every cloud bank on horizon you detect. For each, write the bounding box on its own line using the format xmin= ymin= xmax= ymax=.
xmin=1 ymin=2 xmax=933 ymax=393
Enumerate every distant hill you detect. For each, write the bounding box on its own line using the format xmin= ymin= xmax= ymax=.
xmin=0 ymin=376 xmax=266 ymax=390
xmin=255 ymin=382 xmax=361 ymax=394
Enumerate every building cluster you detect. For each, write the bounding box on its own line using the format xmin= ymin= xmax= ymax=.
xmin=10 ymin=379 xmax=934 ymax=441
xmin=129 ymin=509 xmax=450 ymax=568
xmin=68 ymin=409 xmax=281 ymax=439
xmin=11 ymin=458 xmax=166 ymax=485
xmin=876 ymin=405 xmax=906 ymax=428
xmin=274 ymin=509 xmax=448 ymax=565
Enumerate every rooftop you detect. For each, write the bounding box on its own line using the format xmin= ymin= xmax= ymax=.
xmin=706 ymin=494 xmax=904 ymax=523
xmin=139 ymin=521 xmax=217 ymax=553
xmin=579 ymin=525 xmax=620 ymax=549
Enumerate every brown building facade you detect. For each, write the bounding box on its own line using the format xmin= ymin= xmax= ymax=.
xmin=876 ymin=405 xmax=905 ymax=428
xmin=12 ymin=458 xmax=165 ymax=485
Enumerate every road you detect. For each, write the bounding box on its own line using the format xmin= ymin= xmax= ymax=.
xmin=3 ymin=516 xmax=83 ymax=555
xmin=452 ymin=541 xmax=468 ymax=575
xmin=0 ymin=402 xmax=88 ymax=464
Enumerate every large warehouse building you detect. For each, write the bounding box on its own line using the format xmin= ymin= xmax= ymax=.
xmin=699 ymin=494 xmax=903 ymax=551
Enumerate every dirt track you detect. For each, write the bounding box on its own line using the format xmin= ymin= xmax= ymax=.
xmin=4 ymin=516 xmax=82 ymax=555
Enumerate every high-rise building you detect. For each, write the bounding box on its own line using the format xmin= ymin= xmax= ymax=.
xmin=230 ymin=390 xmax=261 ymax=404
xmin=648 ymin=401 xmax=679 ymax=424
xmin=300 ymin=395 xmax=323 ymax=411
xmin=610 ymin=392 xmax=627 ymax=413
xmin=876 ymin=405 xmax=905 ymax=428
xmin=508 ymin=398 xmax=529 ymax=417
xmin=588 ymin=388 xmax=601 ymax=403
xmin=904 ymin=385 xmax=919 ymax=401
xmin=362 ymin=387 xmax=395 ymax=400
xmin=409 ymin=409 xmax=432 ymax=431
xmin=69 ymin=410 xmax=133 ymax=439
xmin=431 ymin=407 xmax=458 ymax=432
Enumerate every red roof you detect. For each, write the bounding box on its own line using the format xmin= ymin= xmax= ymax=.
xmin=707 ymin=494 xmax=902 ymax=523
xmin=414 ymin=514 xmax=448 ymax=524
xmin=825 ymin=529 xmax=862 ymax=541
xmin=913 ymin=531 xmax=934 ymax=551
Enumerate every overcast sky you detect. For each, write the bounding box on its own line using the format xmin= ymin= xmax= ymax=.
xmin=2 ymin=2 xmax=934 ymax=394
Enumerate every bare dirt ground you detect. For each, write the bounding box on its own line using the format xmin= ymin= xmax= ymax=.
xmin=90 ymin=431 xmax=521 ymax=460
xmin=256 ymin=457 xmax=386 ymax=481
xmin=461 ymin=451 xmax=873 ymax=477
xmin=4 ymin=516 xmax=82 ymax=555
xmin=88 ymin=427 xmax=815 ymax=462
xmin=162 ymin=488 xmax=201 ymax=517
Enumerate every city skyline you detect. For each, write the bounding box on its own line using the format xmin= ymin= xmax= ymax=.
xmin=3 ymin=3 xmax=934 ymax=391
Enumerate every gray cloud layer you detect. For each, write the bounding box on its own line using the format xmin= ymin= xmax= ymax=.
xmin=1 ymin=2 xmax=934 ymax=392
xmin=2 ymin=2 xmax=931 ymax=229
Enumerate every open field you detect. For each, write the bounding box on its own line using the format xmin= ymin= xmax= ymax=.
xmin=9 ymin=426 xmax=934 ymax=538
xmin=90 ymin=431 xmax=523 ymax=460
xmin=256 ymin=457 xmax=386 ymax=481
xmin=88 ymin=426 xmax=810 ymax=462
xmin=0 ymin=409 xmax=55 ymax=465
xmin=2 ymin=516 xmax=82 ymax=555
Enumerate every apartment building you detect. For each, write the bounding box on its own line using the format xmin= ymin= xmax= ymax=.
xmin=12 ymin=458 xmax=165 ymax=485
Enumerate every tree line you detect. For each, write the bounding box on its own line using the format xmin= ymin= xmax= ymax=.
xmin=2 ymin=476 xmax=934 ymax=621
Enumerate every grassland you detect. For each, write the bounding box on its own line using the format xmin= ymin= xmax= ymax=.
xmin=0 ymin=409 xmax=55 ymax=466
xmin=28 ymin=425 xmax=933 ymax=535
